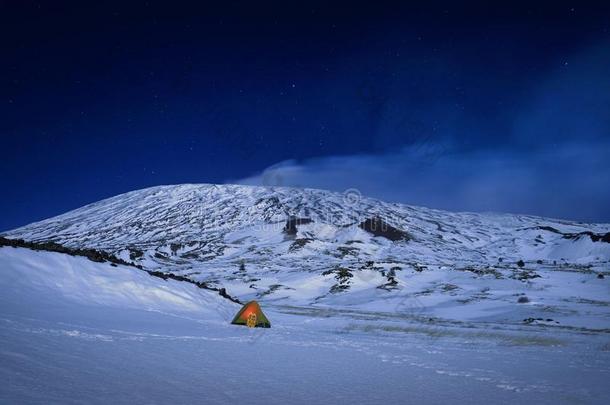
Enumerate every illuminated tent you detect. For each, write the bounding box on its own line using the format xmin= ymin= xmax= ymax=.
xmin=231 ymin=300 xmax=271 ymax=328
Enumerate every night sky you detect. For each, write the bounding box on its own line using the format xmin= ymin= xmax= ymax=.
xmin=2 ymin=1 xmax=610 ymax=231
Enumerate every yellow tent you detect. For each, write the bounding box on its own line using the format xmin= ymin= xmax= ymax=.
xmin=231 ymin=301 xmax=271 ymax=328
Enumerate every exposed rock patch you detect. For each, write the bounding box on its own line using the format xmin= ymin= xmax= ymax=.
xmin=288 ymin=238 xmax=313 ymax=252
xmin=358 ymin=217 xmax=411 ymax=241
xmin=283 ymin=217 xmax=313 ymax=236
xmin=526 ymin=226 xmax=610 ymax=244
xmin=323 ymin=266 xmax=353 ymax=293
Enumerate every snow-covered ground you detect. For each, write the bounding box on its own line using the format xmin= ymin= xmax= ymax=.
xmin=2 ymin=246 xmax=609 ymax=404
xmin=3 ymin=184 xmax=609 ymax=332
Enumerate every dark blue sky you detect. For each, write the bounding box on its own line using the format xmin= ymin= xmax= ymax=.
xmin=2 ymin=1 xmax=610 ymax=231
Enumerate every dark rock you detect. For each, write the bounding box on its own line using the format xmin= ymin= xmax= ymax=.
xmin=460 ymin=266 xmax=502 ymax=278
xmin=517 ymin=296 xmax=530 ymax=303
xmin=283 ymin=217 xmax=313 ymax=236
xmin=329 ymin=284 xmax=350 ymax=293
xmin=413 ymin=263 xmax=427 ymax=272
xmin=336 ymin=246 xmax=359 ymax=257
xmin=514 ymin=271 xmax=541 ymax=281
xmin=598 ymin=273 xmax=605 ymax=279
xmin=325 ymin=267 xmax=353 ymax=293
xmin=377 ymin=277 xmax=398 ymax=291
xmin=129 ymin=248 xmax=144 ymax=261
xmin=336 ymin=267 xmax=353 ymax=280
xmin=517 ymin=259 xmax=525 ymax=268
xmin=562 ymin=231 xmax=610 ymax=243
xmin=344 ymin=240 xmax=363 ymax=245
xmin=534 ymin=226 xmax=561 ymax=234
xmin=528 ymin=226 xmax=610 ymax=244
xmin=0 ymin=237 xmax=134 ymax=267
xmin=358 ymin=217 xmax=411 ymax=242
xmin=289 ymin=238 xmax=313 ymax=252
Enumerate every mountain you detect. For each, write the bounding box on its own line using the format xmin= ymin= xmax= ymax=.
xmin=2 ymin=183 xmax=610 ymax=403
xmin=3 ymin=184 xmax=609 ymax=329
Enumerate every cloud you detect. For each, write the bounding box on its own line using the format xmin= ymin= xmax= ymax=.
xmin=233 ymin=43 xmax=610 ymax=222
xmin=234 ymin=141 xmax=610 ymax=222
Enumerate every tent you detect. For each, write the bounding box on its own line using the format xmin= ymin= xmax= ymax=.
xmin=231 ymin=300 xmax=271 ymax=328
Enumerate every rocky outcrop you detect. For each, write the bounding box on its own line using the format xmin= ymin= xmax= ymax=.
xmin=358 ymin=217 xmax=411 ymax=241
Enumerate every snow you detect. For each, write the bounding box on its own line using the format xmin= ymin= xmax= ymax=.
xmin=0 ymin=247 xmax=236 ymax=319
xmin=3 ymin=184 xmax=607 ymax=329
xmin=2 ymin=246 xmax=610 ymax=404
xmin=1 ymin=184 xmax=610 ymax=403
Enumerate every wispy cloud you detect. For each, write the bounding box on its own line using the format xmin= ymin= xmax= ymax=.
xmin=233 ymin=43 xmax=610 ymax=222
xmin=233 ymin=141 xmax=610 ymax=222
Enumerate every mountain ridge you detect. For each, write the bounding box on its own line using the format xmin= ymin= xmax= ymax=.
xmin=3 ymin=183 xmax=609 ymax=328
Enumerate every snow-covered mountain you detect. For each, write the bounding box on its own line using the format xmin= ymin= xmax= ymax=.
xmin=3 ymin=184 xmax=610 ymax=403
xmin=3 ymin=184 xmax=609 ymax=329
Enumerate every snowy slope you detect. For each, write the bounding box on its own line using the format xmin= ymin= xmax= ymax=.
xmin=0 ymin=246 xmax=237 ymax=321
xmin=5 ymin=184 xmax=610 ymax=264
xmin=2 ymin=245 xmax=610 ymax=404
xmin=3 ymin=184 xmax=609 ymax=329
xmin=2 ymin=185 xmax=610 ymax=404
